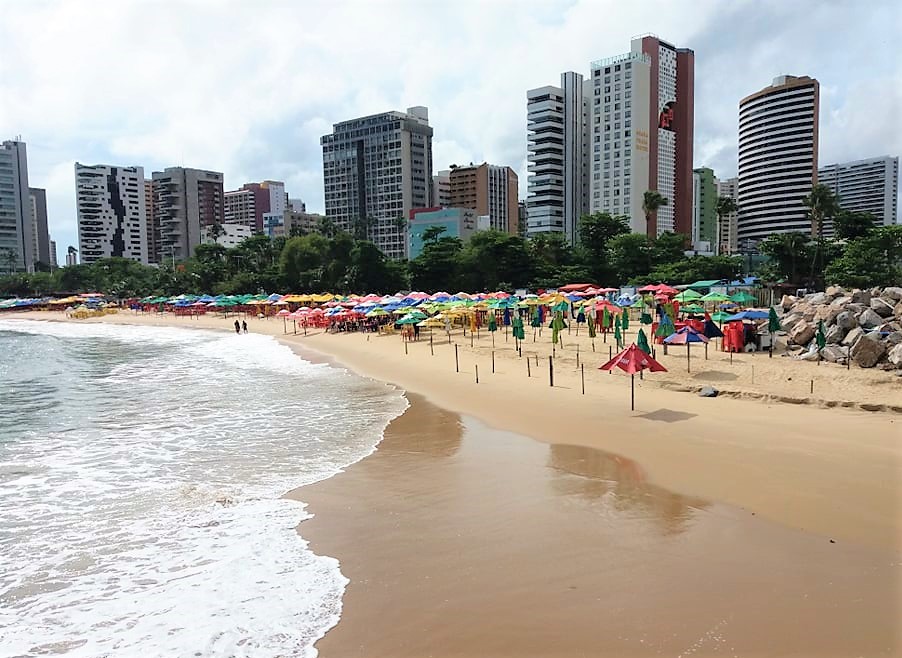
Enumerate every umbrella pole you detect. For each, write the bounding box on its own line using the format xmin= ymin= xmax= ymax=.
xmin=631 ymin=374 xmax=635 ymax=411
xmin=430 ymin=334 xmax=434 ymax=356
xmin=492 ymin=351 xmax=495 ymax=373
xmin=705 ymin=343 xmax=708 ymax=360
xmin=549 ymin=356 xmax=554 ymax=387
xmin=455 ymin=344 xmax=459 ymax=372
xmin=581 ymin=363 xmax=585 ymax=395
xmin=687 ymin=343 xmax=691 ymax=373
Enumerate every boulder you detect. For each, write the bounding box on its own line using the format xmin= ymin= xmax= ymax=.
xmin=870 ymin=297 xmax=895 ymax=317
xmin=885 ymin=332 xmax=902 ymax=346
xmin=896 ymin=301 xmax=902 ymax=319
xmin=815 ymin=305 xmax=841 ymax=325
xmin=825 ymin=285 xmax=845 ymax=299
xmin=780 ymin=294 xmax=797 ymax=311
xmin=698 ymin=386 xmax=719 ymax=398
xmin=781 ymin=313 xmax=804 ymax=332
xmin=835 ymin=311 xmax=858 ymax=331
xmin=806 ymin=292 xmax=829 ymax=306
xmin=841 ymin=326 xmax=864 ymax=346
xmin=857 ymin=308 xmax=883 ymax=329
xmin=789 ymin=321 xmax=816 ymax=346
xmin=882 ymin=287 xmax=902 ymax=301
xmin=851 ymin=290 xmax=872 ymax=305
xmin=887 ymin=343 xmax=902 ymax=368
xmin=845 ymin=303 xmax=867 ymax=316
xmin=851 ymin=335 xmax=886 ymax=368
xmin=829 ymin=296 xmax=853 ymax=309
xmin=821 ymin=345 xmax=848 ymax=363
xmin=824 ymin=324 xmax=846 ymax=344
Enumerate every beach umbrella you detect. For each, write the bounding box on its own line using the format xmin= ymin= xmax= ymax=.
xmin=768 ymin=307 xmax=781 ymax=333
xmin=654 ymin=314 xmax=675 ymax=338
xmin=512 ymin=315 xmax=525 ymax=340
xmin=614 ymin=320 xmax=623 ymax=349
xmin=488 ymin=313 xmax=497 ymax=332
xmin=701 ymin=291 xmax=730 ymax=302
xmin=816 ymin=320 xmax=827 ymax=351
xmin=602 ymin=307 xmax=611 ymax=329
xmin=599 ymin=343 xmax=668 ymax=410
xmin=530 ymin=308 xmax=542 ymax=328
xmin=551 ymin=311 xmax=566 ymax=345
xmin=637 ymin=328 xmax=651 ymax=354
xmin=587 ymin=314 xmax=596 ymax=338
xmin=730 ymin=291 xmax=757 ymax=306
xmin=702 ymin=318 xmax=724 ymax=339
xmin=680 ymin=304 xmax=705 ymax=314
xmin=664 ymin=326 xmax=709 ymax=372
xmin=723 ymin=310 xmax=769 ymax=322
xmin=674 ymin=289 xmax=702 ymax=302
xmin=620 ymin=311 xmax=629 ymax=331
xmin=711 ymin=310 xmax=733 ymax=323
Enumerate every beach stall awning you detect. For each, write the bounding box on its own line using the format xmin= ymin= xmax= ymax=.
xmin=687 ymin=279 xmax=724 ymax=290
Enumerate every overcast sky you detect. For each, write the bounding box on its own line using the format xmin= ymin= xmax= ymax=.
xmin=2 ymin=0 xmax=900 ymax=261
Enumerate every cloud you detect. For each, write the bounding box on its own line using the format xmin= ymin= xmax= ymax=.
xmin=1 ymin=0 xmax=898 ymax=262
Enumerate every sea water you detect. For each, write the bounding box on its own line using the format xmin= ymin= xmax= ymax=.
xmin=0 ymin=319 xmax=407 ymax=657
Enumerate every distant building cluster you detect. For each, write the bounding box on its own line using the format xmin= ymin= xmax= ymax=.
xmin=3 ymin=29 xmax=899 ymax=272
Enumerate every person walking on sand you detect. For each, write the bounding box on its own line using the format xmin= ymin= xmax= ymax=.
xmin=242 ymin=320 xmax=248 ymax=334
xmin=234 ymin=320 xmax=241 ymax=334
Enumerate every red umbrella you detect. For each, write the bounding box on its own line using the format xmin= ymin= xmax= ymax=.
xmin=599 ymin=343 xmax=668 ymax=410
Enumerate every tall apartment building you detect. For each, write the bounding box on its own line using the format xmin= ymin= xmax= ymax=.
xmin=716 ymin=176 xmax=739 ymax=255
xmin=321 ymin=106 xmax=433 ymax=259
xmin=448 ymin=162 xmax=519 ymax=234
xmin=28 ymin=187 xmax=51 ymax=266
xmin=65 ymin=247 xmax=77 ymax=266
xmin=144 ymin=179 xmax=158 ymax=263
xmin=433 ymin=170 xmax=451 ymax=206
xmin=528 ymin=35 xmax=694 ymax=241
xmin=526 ymin=73 xmax=589 ymax=242
xmin=0 ymin=139 xmax=33 ymax=272
xmin=691 ymin=167 xmax=716 ymax=248
xmin=75 ymin=163 xmax=148 ymax=264
xmin=152 ymin=167 xmax=224 ymax=261
xmin=49 ymin=239 xmax=57 ymax=268
xmin=738 ymin=75 xmax=819 ymax=243
xmin=818 ymin=156 xmax=898 ymax=234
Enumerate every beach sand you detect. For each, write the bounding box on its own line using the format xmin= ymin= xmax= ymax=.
xmin=9 ymin=310 xmax=902 ymax=654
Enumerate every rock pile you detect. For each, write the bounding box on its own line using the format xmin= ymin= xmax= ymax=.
xmin=778 ymin=286 xmax=902 ymax=369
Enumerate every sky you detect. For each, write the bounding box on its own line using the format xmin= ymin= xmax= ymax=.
xmin=1 ymin=0 xmax=900 ymax=263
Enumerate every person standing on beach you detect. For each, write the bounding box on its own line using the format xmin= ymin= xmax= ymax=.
xmin=234 ymin=320 xmax=241 ymax=334
xmin=242 ymin=320 xmax=248 ymax=334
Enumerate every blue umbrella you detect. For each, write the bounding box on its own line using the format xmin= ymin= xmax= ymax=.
xmin=723 ymin=310 xmax=769 ymax=322
xmin=664 ymin=326 xmax=709 ymax=372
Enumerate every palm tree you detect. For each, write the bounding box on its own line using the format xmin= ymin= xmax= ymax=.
xmin=803 ymin=184 xmax=840 ymax=286
xmin=642 ymin=191 xmax=668 ymax=237
xmin=715 ymin=196 xmax=739 ymax=254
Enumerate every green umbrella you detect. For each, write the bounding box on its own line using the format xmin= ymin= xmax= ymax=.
xmin=640 ymin=311 xmax=653 ymax=324
xmin=587 ymin=314 xmax=596 ymax=338
xmin=712 ymin=310 xmax=733 ymax=323
xmin=512 ymin=315 xmax=525 ymax=340
xmin=655 ymin=314 xmax=675 ymax=338
xmin=551 ymin=311 xmax=565 ymax=345
xmin=488 ymin=313 xmax=497 ymax=332
xmin=530 ymin=309 xmax=542 ymax=328
xmin=680 ymin=304 xmax=705 ymax=314
xmin=730 ymin=291 xmax=757 ymax=305
xmin=701 ymin=291 xmax=730 ymax=302
xmin=768 ymin=307 xmax=781 ymax=333
xmin=552 ymin=301 xmax=569 ymax=313
xmin=614 ymin=321 xmax=622 ymax=349
xmin=674 ymin=289 xmax=702 ymax=302
xmin=637 ymin=328 xmax=651 ymax=354
xmin=816 ymin=320 xmax=826 ymax=350
xmin=621 ymin=312 xmax=629 ymax=331
xmin=396 ymin=315 xmax=420 ymax=325
xmin=602 ymin=307 xmax=611 ymax=329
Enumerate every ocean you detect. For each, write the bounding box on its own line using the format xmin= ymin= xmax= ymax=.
xmin=0 ymin=319 xmax=407 ymax=657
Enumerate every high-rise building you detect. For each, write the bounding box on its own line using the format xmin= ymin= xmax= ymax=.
xmin=691 ymin=167 xmax=717 ymax=249
xmin=321 ymin=106 xmax=433 ymax=259
xmin=152 ymin=167 xmax=224 ymax=261
xmin=433 ymin=170 xmax=451 ymax=206
xmin=65 ymin=247 xmax=77 ymax=267
xmin=144 ymin=179 xmax=158 ymax=263
xmin=49 ymin=239 xmax=57 ymax=268
xmin=28 ymin=187 xmax=51 ymax=266
xmin=526 ymin=73 xmax=589 ymax=242
xmin=448 ymin=162 xmax=519 ymax=234
xmin=0 ymin=139 xmax=33 ymax=273
xmin=589 ymin=36 xmax=694 ymax=236
xmin=261 ymin=180 xmax=287 ymax=236
xmin=818 ymin=156 xmax=898 ymax=233
xmin=716 ymin=176 xmax=739 ymax=255
xmin=408 ymin=207 xmax=479 ymax=259
xmin=75 ymin=164 xmax=148 ymax=264
xmin=224 ymin=185 xmax=263 ymax=230
xmin=738 ymin=75 xmax=819 ymax=243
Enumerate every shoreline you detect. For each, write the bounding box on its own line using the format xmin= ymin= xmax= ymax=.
xmin=4 ymin=310 xmax=901 ymax=551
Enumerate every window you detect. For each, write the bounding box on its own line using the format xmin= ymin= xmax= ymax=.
xmin=604 ymin=68 xmax=610 ymax=74
xmin=614 ymin=103 xmax=621 ymax=110
xmin=614 ymin=64 xmax=621 ymax=71
xmin=604 ymin=143 xmax=610 ymax=150
xmin=605 ymin=85 xmax=610 ymax=93
xmin=604 ymin=95 xmax=610 ymax=102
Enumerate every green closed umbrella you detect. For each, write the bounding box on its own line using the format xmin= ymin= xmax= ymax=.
xmin=637 ymin=328 xmax=652 ymax=354
xmin=488 ymin=313 xmax=497 ymax=332
xmin=816 ymin=320 xmax=826 ymax=350
xmin=768 ymin=307 xmax=781 ymax=334
xmin=552 ymin=311 xmax=565 ymax=345
xmin=621 ymin=311 xmax=629 ymax=331
xmin=655 ymin=314 xmax=675 ymax=338
xmin=587 ymin=314 xmax=597 ymax=338
xmin=530 ymin=309 xmax=542 ymax=328
xmin=512 ymin=315 xmax=525 ymax=340
xmin=614 ymin=321 xmax=622 ymax=349
xmin=602 ymin=307 xmax=611 ymax=329
xmin=640 ymin=310 xmax=653 ymax=325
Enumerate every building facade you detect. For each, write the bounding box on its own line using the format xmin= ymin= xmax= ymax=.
xmin=144 ymin=179 xmax=158 ymax=263
xmin=274 ymin=210 xmax=326 ymax=237
xmin=0 ymin=139 xmax=33 ymax=273
xmin=526 ymin=74 xmax=589 ymax=242
xmin=28 ymin=187 xmax=51 ymax=266
xmin=203 ymin=223 xmax=253 ymax=248
xmin=448 ymin=162 xmax=519 ymax=234
xmin=152 ymin=167 xmax=224 ymax=261
xmin=432 ymin=170 xmax=451 ymax=206
xmin=75 ymin=163 xmax=148 ymax=264
xmin=408 ymin=206 xmax=478 ymax=259
xmin=321 ymin=106 xmax=433 ymax=259
xmin=691 ymin=167 xmax=717 ymax=249
xmin=716 ymin=176 xmax=739 ymax=255
xmin=737 ymin=75 xmax=819 ymax=243
xmin=818 ymin=156 xmax=898 ymax=233
xmin=49 ymin=239 xmax=57 ymax=268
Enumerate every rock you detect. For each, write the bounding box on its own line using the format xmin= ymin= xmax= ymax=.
xmin=806 ymin=292 xmax=828 ymax=306
xmin=857 ymin=308 xmax=883 ymax=329
xmin=815 ymin=305 xmax=841 ymax=325
xmin=851 ymin=290 xmax=872 ymax=305
xmin=825 ymin=286 xmax=845 ymax=299
xmin=895 ymin=302 xmax=902 ymax=319
xmin=870 ymin=297 xmax=895 ymax=317
xmin=780 ymin=294 xmax=797 ymax=311
xmin=835 ymin=311 xmax=858 ymax=331
xmin=824 ymin=324 xmax=846 ymax=344
xmin=845 ymin=303 xmax=867 ymax=316
xmin=841 ymin=326 xmax=864 ymax=346
xmin=882 ymin=287 xmax=902 ymax=301
xmin=781 ymin=313 xmax=804 ymax=332
xmin=789 ymin=321 xmax=816 ymax=346
xmin=851 ymin=335 xmax=886 ymax=368
xmin=829 ymin=295 xmax=852 ymax=309
xmin=885 ymin=332 xmax=902 ymax=346
xmin=887 ymin=343 xmax=902 ymax=368
xmin=821 ymin=345 xmax=848 ymax=363
xmin=698 ymin=386 xmax=719 ymax=398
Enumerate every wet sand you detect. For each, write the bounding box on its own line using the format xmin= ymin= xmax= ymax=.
xmin=296 ymin=394 xmax=900 ymax=657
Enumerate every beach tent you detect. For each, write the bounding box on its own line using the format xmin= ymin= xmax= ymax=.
xmin=599 ymin=343 xmax=668 ymax=410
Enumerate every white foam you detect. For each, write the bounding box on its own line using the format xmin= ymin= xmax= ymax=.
xmin=0 ymin=319 xmax=407 ymax=656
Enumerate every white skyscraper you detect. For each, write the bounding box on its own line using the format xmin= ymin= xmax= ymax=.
xmin=0 ymin=139 xmax=33 ymax=273
xmin=818 ymin=156 xmax=898 ymax=234
xmin=75 ymin=164 xmax=149 ymax=264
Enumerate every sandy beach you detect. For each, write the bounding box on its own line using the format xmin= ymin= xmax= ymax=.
xmin=8 ymin=309 xmax=901 ymax=655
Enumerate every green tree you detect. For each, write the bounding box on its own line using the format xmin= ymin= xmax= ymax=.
xmin=803 ymin=184 xmax=841 ymax=285
xmin=757 ymin=232 xmax=812 ymax=284
xmin=576 ymin=212 xmax=629 ymax=283
xmin=409 ymin=235 xmax=464 ymax=292
xmin=642 ymin=191 xmax=668 ymax=235
xmin=458 ymin=230 xmax=531 ymax=291
xmin=608 ymin=233 xmax=652 ymax=283
xmin=279 ymin=234 xmax=329 ymax=291
xmin=650 ymin=232 xmax=687 ymax=267
xmin=825 ymin=225 xmax=902 ymax=288
xmin=833 ymin=210 xmax=875 ymax=241
xmin=206 ymin=222 xmax=226 ymax=243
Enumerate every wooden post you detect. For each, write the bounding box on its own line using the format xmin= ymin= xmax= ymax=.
xmin=751 ymin=365 xmax=754 ymax=384
xmin=592 ymin=339 xmax=595 ymax=352
xmin=475 ymin=364 xmax=479 ymax=384
xmin=455 ymin=344 xmax=459 ymax=372
xmin=470 ymin=333 xmax=474 ymax=348
xmin=492 ymin=351 xmax=495 ymax=373
xmin=576 ymin=347 xmax=580 ymax=368
xmin=581 ymin=364 xmax=585 ymax=395
xmin=705 ymin=343 xmax=708 ymax=360
xmin=810 ymin=379 xmax=814 ymax=395
xmin=549 ymin=356 xmax=554 ymax=387
xmin=404 ymin=341 xmax=408 ymax=355
xmin=631 ymin=374 xmax=635 ymax=411
xmin=687 ymin=344 xmax=691 ymax=373
xmin=527 ymin=358 xmax=531 ymax=377
xmin=430 ymin=333 xmax=434 ymax=355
